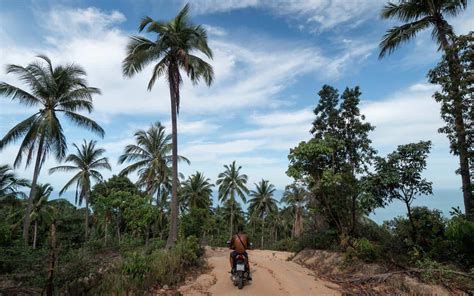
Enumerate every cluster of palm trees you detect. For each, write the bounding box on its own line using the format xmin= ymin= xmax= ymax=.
xmin=0 ymin=0 xmax=471 ymax=250
xmin=0 ymin=3 xmax=215 ymax=248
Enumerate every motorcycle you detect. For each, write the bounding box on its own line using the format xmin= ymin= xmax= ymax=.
xmin=227 ymin=241 xmax=253 ymax=289
xmin=231 ymin=253 xmax=249 ymax=289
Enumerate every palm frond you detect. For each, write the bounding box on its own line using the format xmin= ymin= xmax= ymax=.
xmin=63 ymin=111 xmax=105 ymax=137
xmin=379 ymin=17 xmax=432 ymax=58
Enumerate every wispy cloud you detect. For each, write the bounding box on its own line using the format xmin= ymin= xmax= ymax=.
xmin=189 ymin=0 xmax=382 ymax=31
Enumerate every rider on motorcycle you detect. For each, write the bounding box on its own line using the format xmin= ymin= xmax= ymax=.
xmin=228 ymin=224 xmax=252 ymax=280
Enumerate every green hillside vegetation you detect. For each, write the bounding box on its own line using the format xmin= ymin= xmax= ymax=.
xmin=0 ymin=1 xmax=473 ymax=294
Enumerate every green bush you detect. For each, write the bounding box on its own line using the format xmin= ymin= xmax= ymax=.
xmin=347 ymin=238 xmax=380 ymax=262
xmin=295 ymin=230 xmax=339 ymax=252
xmin=91 ymin=236 xmax=203 ymax=294
xmin=122 ymin=251 xmax=151 ymax=281
xmin=445 ymin=215 xmax=474 ymax=268
xmin=269 ymin=238 xmax=297 ymax=252
xmin=119 ymin=235 xmax=144 ymax=254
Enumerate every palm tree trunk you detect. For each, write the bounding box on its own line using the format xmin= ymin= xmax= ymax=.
xmin=33 ymin=220 xmax=38 ymax=249
xmin=23 ymin=135 xmax=45 ymax=245
xmin=261 ymin=218 xmax=264 ymax=249
xmin=166 ymin=62 xmax=179 ymax=248
xmin=438 ymin=25 xmax=473 ymax=219
xmin=230 ymin=202 xmax=234 ymax=237
xmin=85 ymin=199 xmax=89 ymax=240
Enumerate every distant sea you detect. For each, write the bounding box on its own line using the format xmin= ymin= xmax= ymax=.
xmin=369 ymin=188 xmax=463 ymax=224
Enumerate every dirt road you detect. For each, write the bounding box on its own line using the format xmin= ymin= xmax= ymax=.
xmin=179 ymin=247 xmax=340 ymax=295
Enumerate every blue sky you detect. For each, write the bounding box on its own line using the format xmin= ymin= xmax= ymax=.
xmin=1 ymin=0 xmax=472 ymax=221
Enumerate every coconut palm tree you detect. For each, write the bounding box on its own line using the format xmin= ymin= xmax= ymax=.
xmin=282 ymin=183 xmax=308 ymax=238
xmin=221 ymin=199 xmax=246 ymax=231
xmin=181 ymin=171 xmax=214 ymax=210
xmin=29 ymin=183 xmax=55 ymax=249
xmin=122 ymin=4 xmax=214 ymax=247
xmin=0 ymin=164 xmax=29 ymax=198
xmin=49 ymin=140 xmax=110 ymax=239
xmin=0 ymin=55 xmax=103 ymax=244
xmin=379 ymin=0 xmax=472 ymax=217
xmin=248 ymin=179 xmax=278 ymax=249
xmin=118 ymin=122 xmax=189 ymax=201
xmin=216 ymin=161 xmax=249 ymax=236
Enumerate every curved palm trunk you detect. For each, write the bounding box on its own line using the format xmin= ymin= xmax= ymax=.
xmin=437 ymin=26 xmax=473 ymax=219
xmin=23 ymin=135 xmax=45 ymax=245
xmin=166 ymin=61 xmax=180 ymax=248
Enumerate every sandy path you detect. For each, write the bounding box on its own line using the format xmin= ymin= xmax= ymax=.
xmin=179 ymin=247 xmax=341 ymax=296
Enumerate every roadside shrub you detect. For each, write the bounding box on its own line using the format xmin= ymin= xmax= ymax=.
xmin=55 ymin=247 xmax=101 ymax=292
xmin=119 ymin=235 xmax=144 ymax=254
xmin=384 ymin=207 xmax=446 ymax=253
xmin=269 ymin=238 xmax=297 ymax=252
xmin=92 ymin=236 xmax=203 ymax=294
xmin=445 ymin=215 xmax=474 ymax=269
xmin=295 ymin=229 xmax=339 ymax=252
xmin=122 ymin=251 xmax=151 ymax=281
xmin=346 ymin=238 xmax=380 ymax=262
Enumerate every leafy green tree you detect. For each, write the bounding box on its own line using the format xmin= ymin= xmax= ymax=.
xmin=216 ymin=161 xmax=249 ymax=236
xmin=248 ymin=179 xmax=278 ymax=249
xmin=0 ymin=164 xmax=29 ymax=198
xmin=122 ymin=4 xmax=214 ymax=248
xmin=119 ymin=122 xmax=188 ymax=201
xmin=0 ymin=56 xmax=103 ymax=244
xmin=91 ymin=175 xmax=140 ymax=242
xmin=50 ymin=140 xmax=111 ymax=239
xmin=429 ymin=33 xmax=474 ymax=218
xmin=339 ymin=87 xmax=376 ymax=233
xmin=122 ymin=194 xmax=154 ymax=238
xmin=180 ymin=207 xmax=213 ymax=239
xmin=288 ymin=85 xmax=375 ymax=234
xmin=181 ymin=171 xmax=214 ymax=210
xmin=380 ymin=0 xmax=471 ymax=219
xmin=371 ymin=141 xmax=433 ymax=242
xmin=282 ymin=183 xmax=308 ymax=238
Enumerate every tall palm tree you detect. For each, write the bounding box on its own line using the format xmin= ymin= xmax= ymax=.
xmin=29 ymin=183 xmax=55 ymax=249
xmin=181 ymin=171 xmax=214 ymax=210
xmin=282 ymin=183 xmax=308 ymax=238
xmin=49 ymin=140 xmax=110 ymax=239
xmin=0 ymin=55 xmax=104 ymax=244
xmin=118 ymin=122 xmax=189 ymax=201
xmin=216 ymin=161 xmax=249 ymax=236
xmin=0 ymin=164 xmax=29 ymax=198
xmin=122 ymin=4 xmax=214 ymax=248
xmin=248 ymin=179 xmax=278 ymax=249
xmin=379 ymin=0 xmax=472 ymax=217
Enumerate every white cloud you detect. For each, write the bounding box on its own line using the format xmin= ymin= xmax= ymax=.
xmin=361 ymin=82 xmax=458 ymax=188
xmin=189 ymin=0 xmax=382 ymax=31
xmin=203 ymin=24 xmax=227 ymax=36
xmin=0 ymin=5 xmax=373 ymax=121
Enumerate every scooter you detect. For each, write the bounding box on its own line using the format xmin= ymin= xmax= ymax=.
xmin=231 ymin=253 xmax=250 ymax=289
xmin=227 ymin=241 xmax=253 ymax=290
